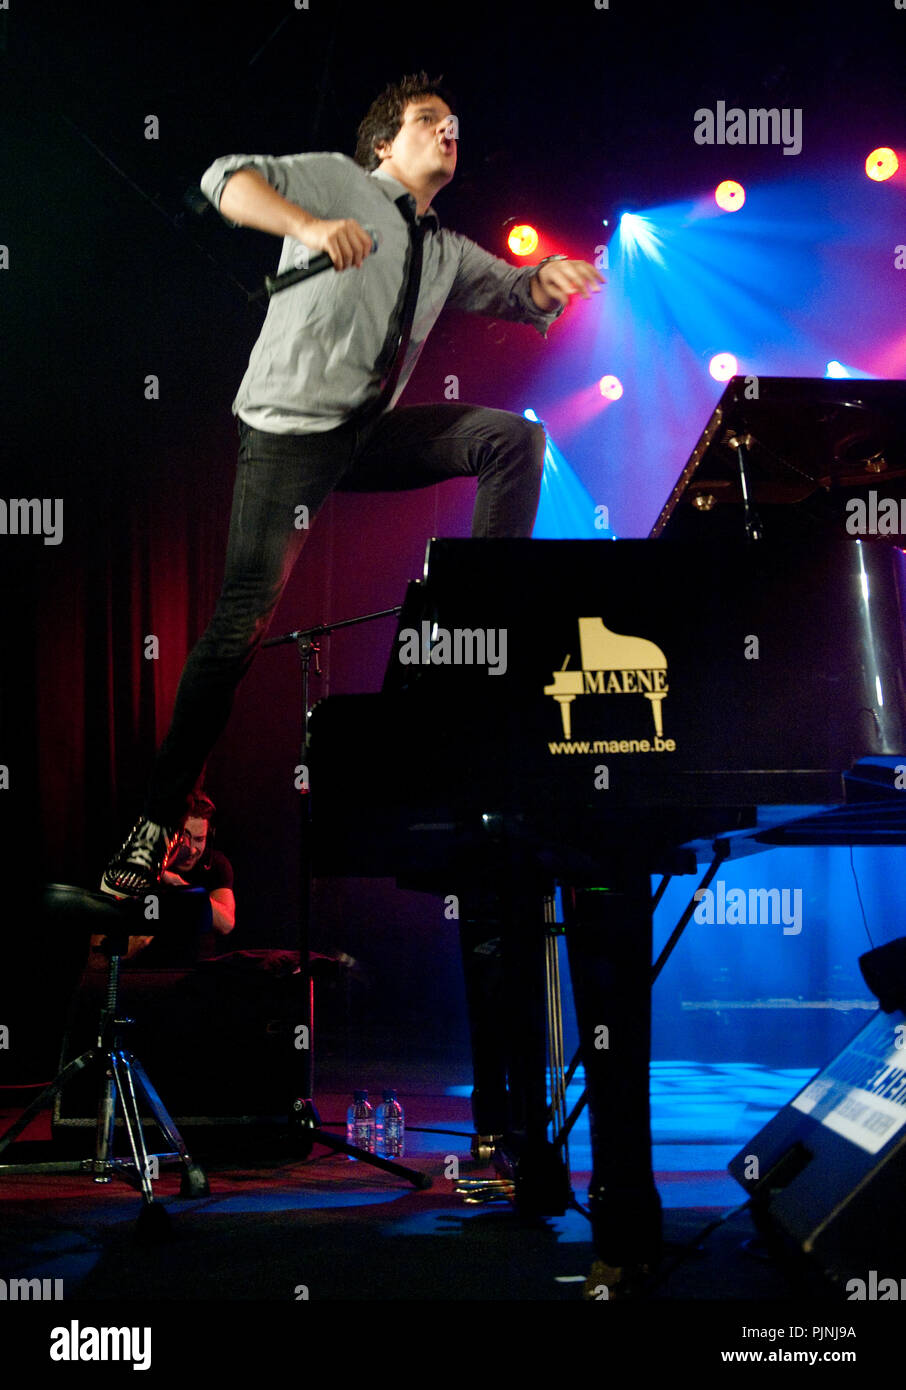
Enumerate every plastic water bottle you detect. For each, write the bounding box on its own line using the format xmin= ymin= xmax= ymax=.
xmin=346 ymin=1090 xmax=375 ymax=1154
xmin=375 ymin=1089 xmax=405 ymax=1158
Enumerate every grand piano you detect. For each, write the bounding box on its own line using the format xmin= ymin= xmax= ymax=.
xmin=307 ymin=377 xmax=906 ymax=1267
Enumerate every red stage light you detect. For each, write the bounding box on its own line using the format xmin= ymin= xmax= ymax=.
xmin=508 ymin=224 xmax=539 ymax=256
xmin=865 ymin=148 xmax=899 ymax=182
xmin=598 ymin=375 xmax=623 ymax=400
xmin=715 ymin=180 xmax=746 ymax=211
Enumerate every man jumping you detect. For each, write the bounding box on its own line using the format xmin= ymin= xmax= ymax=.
xmin=101 ymin=70 xmax=603 ymax=897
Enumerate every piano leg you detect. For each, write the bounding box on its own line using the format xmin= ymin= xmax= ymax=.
xmin=458 ymin=908 xmax=508 ymax=1138
xmin=457 ymin=874 xmax=571 ymax=1214
xmin=564 ymin=870 xmax=663 ymax=1271
xmin=500 ymin=883 xmax=552 ymax=1189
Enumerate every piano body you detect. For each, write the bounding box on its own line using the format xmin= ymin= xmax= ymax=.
xmin=311 ymin=531 xmax=906 ymax=870
xmin=307 ymin=377 xmax=906 ymax=1263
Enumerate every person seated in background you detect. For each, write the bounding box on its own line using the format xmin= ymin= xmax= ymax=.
xmin=108 ymin=792 xmax=236 ymax=965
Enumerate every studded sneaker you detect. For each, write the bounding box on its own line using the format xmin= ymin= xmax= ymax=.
xmin=100 ymin=818 xmax=181 ymax=899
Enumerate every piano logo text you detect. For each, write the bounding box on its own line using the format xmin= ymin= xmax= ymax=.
xmin=545 ymin=617 xmax=669 ymax=741
xmin=398 ymin=621 xmax=507 ymax=676
xmin=548 ymin=735 xmax=676 ymax=756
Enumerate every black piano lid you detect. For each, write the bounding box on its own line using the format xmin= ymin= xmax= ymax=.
xmin=652 ymin=376 xmax=906 ymax=542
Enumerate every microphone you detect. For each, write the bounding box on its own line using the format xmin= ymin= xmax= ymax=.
xmin=250 ymin=231 xmax=379 ymax=302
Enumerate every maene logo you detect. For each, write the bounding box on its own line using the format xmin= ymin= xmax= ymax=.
xmin=545 ymin=618 xmax=668 ymax=738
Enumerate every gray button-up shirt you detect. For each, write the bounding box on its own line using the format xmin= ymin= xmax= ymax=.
xmin=200 ymin=151 xmax=564 ymax=433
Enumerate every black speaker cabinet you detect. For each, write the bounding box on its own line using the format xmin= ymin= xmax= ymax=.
xmin=53 ymin=952 xmax=309 ymax=1142
xmin=729 ymin=1008 xmax=906 ymax=1291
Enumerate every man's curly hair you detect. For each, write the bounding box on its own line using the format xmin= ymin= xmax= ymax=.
xmin=186 ymin=791 xmax=216 ymax=823
xmin=354 ymin=71 xmax=457 ymax=172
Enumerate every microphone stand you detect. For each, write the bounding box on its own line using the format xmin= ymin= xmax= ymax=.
xmin=261 ymin=607 xmax=431 ymax=1188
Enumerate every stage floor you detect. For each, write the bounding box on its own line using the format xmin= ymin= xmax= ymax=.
xmin=0 ymin=1062 xmax=834 ymax=1303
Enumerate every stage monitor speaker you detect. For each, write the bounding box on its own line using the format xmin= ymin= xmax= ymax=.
xmin=729 ymin=1008 xmax=906 ymax=1292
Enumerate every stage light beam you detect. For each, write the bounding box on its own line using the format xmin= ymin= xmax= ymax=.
xmin=825 ymin=360 xmax=875 ymax=380
xmin=618 ymin=212 xmax=665 ymax=266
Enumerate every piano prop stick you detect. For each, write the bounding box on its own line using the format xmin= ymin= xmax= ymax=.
xmin=545 ymin=618 xmax=669 ymax=740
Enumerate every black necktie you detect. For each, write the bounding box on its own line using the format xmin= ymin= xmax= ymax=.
xmin=359 ymin=194 xmax=426 ymax=421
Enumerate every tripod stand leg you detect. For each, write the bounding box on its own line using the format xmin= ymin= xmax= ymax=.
xmin=109 ymin=1053 xmax=175 ymax=1242
xmin=128 ymin=1055 xmax=209 ymax=1198
xmin=0 ymin=1051 xmax=95 ymax=1157
xmin=111 ymin=1051 xmax=156 ymax=1205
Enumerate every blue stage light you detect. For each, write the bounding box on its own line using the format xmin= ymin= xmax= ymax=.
xmin=525 ymin=415 xmax=616 ymax=539
xmin=618 ymin=212 xmax=665 ymax=265
xmin=825 ymin=360 xmax=876 ymax=379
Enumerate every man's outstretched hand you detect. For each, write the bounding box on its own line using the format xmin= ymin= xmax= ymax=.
xmin=530 ymin=258 xmax=605 ymax=311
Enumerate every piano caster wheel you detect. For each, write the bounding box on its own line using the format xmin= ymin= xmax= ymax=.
xmin=470 ymin=1133 xmax=502 ymax=1165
